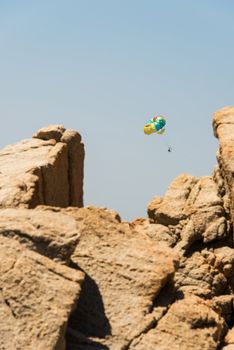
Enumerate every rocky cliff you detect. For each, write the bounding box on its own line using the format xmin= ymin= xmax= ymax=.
xmin=0 ymin=107 xmax=233 ymax=350
xmin=0 ymin=125 xmax=84 ymax=209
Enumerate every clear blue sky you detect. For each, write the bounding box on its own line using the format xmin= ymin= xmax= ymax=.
xmin=0 ymin=1 xmax=233 ymax=220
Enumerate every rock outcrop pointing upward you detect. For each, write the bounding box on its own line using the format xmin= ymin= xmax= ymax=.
xmin=213 ymin=106 xmax=234 ymax=229
xmin=0 ymin=125 xmax=84 ymax=209
xmin=0 ymin=108 xmax=233 ymax=350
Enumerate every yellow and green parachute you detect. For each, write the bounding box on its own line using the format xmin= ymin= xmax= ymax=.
xmin=144 ymin=115 xmax=166 ymax=135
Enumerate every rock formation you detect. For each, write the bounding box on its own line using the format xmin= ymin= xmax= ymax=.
xmin=0 ymin=125 xmax=84 ymax=208
xmin=0 ymin=107 xmax=233 ymax=350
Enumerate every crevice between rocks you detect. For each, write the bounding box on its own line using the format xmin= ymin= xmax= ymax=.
xmin=3 ymin=294 xmax=17 ymax=319
xmin=213 ymin=167 xmax=233 ymax=247
xmin=0 ymin=229 xmax=71 ymax=263
xmin=123 ymin=277 xmax=177 ymax=350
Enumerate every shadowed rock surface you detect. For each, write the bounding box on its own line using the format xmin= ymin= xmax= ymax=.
xmin=65 ymin=206 xmax=178 ymax=348
xmin=213 ymin=107 xmax=234 ymax=226
xmin=0 ymin=207 xmax=81 ymax=263
xmin=0 ymin=108 xmax=233 ymax=350
xmin=129 ymin=295 xmax=226 ymax=350
xmin=0 ymin=235 xmax=84 ymax=350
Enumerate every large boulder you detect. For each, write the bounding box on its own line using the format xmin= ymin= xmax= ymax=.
xmin=0 ymin=125 xmax=84 ymax=209
xmin=0 ymin=235 xmax=84 ymax=350
xmin=148 ymin=174 xmax=198 ymax=226
xmin=61 ymin=206 xmax=179 ymax=349
xmin=0 ymin=207 xmax=81 ymax=263
xmin=148 ymin=175 xmax=227 ymax=253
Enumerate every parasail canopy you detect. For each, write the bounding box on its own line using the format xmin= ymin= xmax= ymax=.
xmin=144 ymin=115 xmax=166 ymax=135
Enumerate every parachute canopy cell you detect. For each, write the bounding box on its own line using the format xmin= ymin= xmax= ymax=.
xmin=144 ymin=115 xmax=166 ymax=135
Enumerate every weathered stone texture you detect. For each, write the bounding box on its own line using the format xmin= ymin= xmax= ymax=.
xmin=129 ymin=295 xmax=226 ymax=350
xmin=132 ymin=218 xmax=179 ymax=247
xmin=148 ymin=174 xmax=198 ymax=225
xmin=63 ymin=206 xmax=178 ymax=348
xmin=174 ymin=246 xmax=234 ymax=299
xmin=0 ymin=108 xmax=233 ymax=350
xmin=0 ymin=125 xmax=84 ymax=209
xmin=213 ymin=106 xmax=234 ymax=223
xmin=0 ymin=235 xmax=84 ymax=350
xmin=148 ymin=174 xmax=227 ymax=253
xmin=0 ymin=207 xmax=80 ymax=263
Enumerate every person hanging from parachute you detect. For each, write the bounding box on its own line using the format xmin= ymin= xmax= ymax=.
xmin=144 ymin=115 xmax=172 ymax=152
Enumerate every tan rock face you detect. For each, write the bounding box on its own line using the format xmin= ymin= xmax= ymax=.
xmin=148 ymin=174 xmax=198 ymax=225
xmin=132 ymin=218 xmax=179 ymax=247
xmin=179 ymin=176 xmax=226 ymax=250
xmin=223 ymin=345 xmax=234 ymax=350
xmin=63 ymin=206 xmax=178 ymax=348
xmin=129 ymin=295 xmax=226 ymax=350
xmin=0 ymin=125 xmax=84 ymax=209
xmin=175 ymin=248 xmax=234 ymax=298
xmin=148 ymin=175 xmax=227 ymax=253
xmin=0 ymin=235 xmax=84 ymax=350
xmin=33 ymin=124 xmax=66 ymax=141
xmin=0 ymin=110 xmax=233 ymax=350
xmin=0 ymin=207 xmax=81 ymax=263
xmin=213 ymin=106 xmax=234 ymax=224
xmin=225 ymin=326 xmax=234 ymax=345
